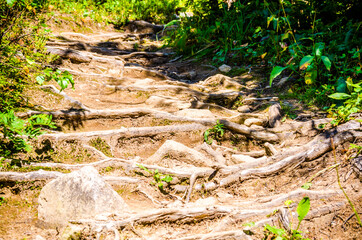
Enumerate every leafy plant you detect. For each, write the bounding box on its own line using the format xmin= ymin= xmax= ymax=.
xmin=0 ymin=111 xmax=56 ymax=164
xmin=137 ymin=164 xmax=173 ymax=191
xmin=328 ymin=78 xmax=362 ymax=126
xmin=270 ymin=42 xmax=332 ymax=86
xmin=204 ymin=120 xmax=225 ymax=144
xmin=264 ymin=197 xmax=311 ymax=240
xmin=36 ymin=68 xmax=74 ymax=91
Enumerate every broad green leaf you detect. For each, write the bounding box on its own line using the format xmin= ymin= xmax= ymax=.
xmin=299 ymin=55 xmax=314 ymax=70
xmin=346 ymin=77 xmax=353 ymax=92
xmin=267 ymin=16 xmax=274 ymax=28
xmin=315 ymin=42 xmax=324 ymax=58
xmin=270 ymin=66 xmax=287 ymax=86
xmin=304 ymin=69 xmax=317 ymax=85
xmin=6 ymin=0 xmax=16 ymax=7
xmin=328 ymin=93 xmax=351 ymax=100
xmin=265 ymin=224 xmax=285 ymax=236
xmin=297 ymin=197 xmax=310 ymax=223
xmin=346 ymin=80 xmax=362 ymax=92
xmin=281 ymin=31 xmax=290 ymax=41
xmin=321 ymin=56 xmax=331 ymax=71
xmin=36 ymin=75 xmax=45 ymax=85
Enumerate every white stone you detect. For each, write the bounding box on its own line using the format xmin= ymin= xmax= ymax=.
xmin=38 ymin=166 xmax=128 ymax=227
xmin=218 ymin=64 xmax=232 ymax=73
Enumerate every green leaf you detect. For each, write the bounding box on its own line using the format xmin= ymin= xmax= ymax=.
xmin=161 ymin=175 xmax=173 ymax=183
xmin=36 ymin=75 xmax=45 ymax=85
xmin=265 ymin=224 xmax=285 ymax=236
xmin=297 ymin=197 xmax=310 ymax=223
xmin=270 ymin=66 xmax=287 ymax=86
xmin=6 ymin=0 xmax=16 ymax=7
xmin=321 ymin=56 xmax=331 ymax=71
xmin=267 ymin=16 xmax=274 ymax=28
xmin=315 ymin=42 xmax=324 ymax=58
xmin=328 ymin=93 xmax=351 ymax=100
xmin=299 ymin=55 xmax=314 ymax=70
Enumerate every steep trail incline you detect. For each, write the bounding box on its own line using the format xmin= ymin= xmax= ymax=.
xmin=1 ymin=23 xmax=361 ymax=239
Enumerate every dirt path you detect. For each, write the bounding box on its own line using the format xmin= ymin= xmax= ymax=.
xmin=1 ymin=24 xmax=361 ymax=240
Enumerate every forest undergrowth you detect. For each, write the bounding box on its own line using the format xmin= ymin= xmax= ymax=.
xmin=0 ymin=0 xmax=361 ymax=239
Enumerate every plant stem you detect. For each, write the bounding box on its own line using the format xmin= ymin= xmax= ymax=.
xmin=331 ymin=137 xmax=362 ymax=227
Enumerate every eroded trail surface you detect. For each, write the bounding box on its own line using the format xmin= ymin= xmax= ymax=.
xmin=1 ymin=23 xmax=361 ymax=240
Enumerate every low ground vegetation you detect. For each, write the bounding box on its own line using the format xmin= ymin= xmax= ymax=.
xmin=0 ymin=0 xmax=361 ymax=239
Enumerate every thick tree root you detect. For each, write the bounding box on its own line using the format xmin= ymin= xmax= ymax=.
xmin=41 ymin=123 xmax=208 ymax=141
xmin=0 ymin=170 xmax=141 ymax=184
xmin=68 ymin=200 xmax=345 ymax=235
xmin=174 ymin=121 xmax=361 ymax=191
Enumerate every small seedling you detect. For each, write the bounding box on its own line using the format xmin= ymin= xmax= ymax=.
xmin=137 ymin=164 xmax=173 ymax=191
xmin=264 ymin=197 xmax=311 ymax=240
xmin=204 ymin=120 xmax=225 ymax=144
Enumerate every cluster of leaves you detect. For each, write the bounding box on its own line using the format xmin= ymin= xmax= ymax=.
xmin=36 ymin=68 xmax=74 ymax=91
xmin=0 ymin=111 xmax=56 ymax=167
xmin=137 ymin=164 xmax=173 ymax=191
xmin=47 ymin=0 xmax=182 ymax=26
xmin=0 ymin=0 xmax=50 ymax=111
xmin=204 ymin=120 xmax=225 ymax=144
xmin=166 ymin=0 xmax=361 ymax=122
xmin=0 ymin=0 xmax=73 ymax=160
xmin=264 ymin=197 xmax=311 ymax=240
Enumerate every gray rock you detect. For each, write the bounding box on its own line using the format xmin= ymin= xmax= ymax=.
xmin=218 ymin=64 xmax=232 ymax=73
xmin=237 ymin=105 xmax=252 ymax=113
xmin=268 ymin=103 xmax=282 ymax=128
xmin=38 ymin=166 xmax=128 ymax=227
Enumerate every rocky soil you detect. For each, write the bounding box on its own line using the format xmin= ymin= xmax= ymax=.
xmin=0 ymin=21 xmax=361 ymax=240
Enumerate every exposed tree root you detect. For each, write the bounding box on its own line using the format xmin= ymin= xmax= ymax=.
xmin=174 ymin=230 xmax=252 ymax=240
xmin=145 ymin=140 xmax=216 ymax=167
xmin=68 ymin=200 xmax=345 ymax=235
xmin=47 ymin=47 xmax=92 ymax=63
xmin=41 ymin=123 xmax=208 ymax=141
xmin=21 ymin=106 xmax=282 ymax=142
xmin=29 ymin=157 xmax=213 ymax=180
xmin=117 ymin=51 xmax=171 ymax=60
xmin=174 ymin=121 xmax=361 ymax=191
xmin=0 ymin=170 xmax=141 ymax=184
xmin=40 ymin=85 xmax=90 ymax=111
